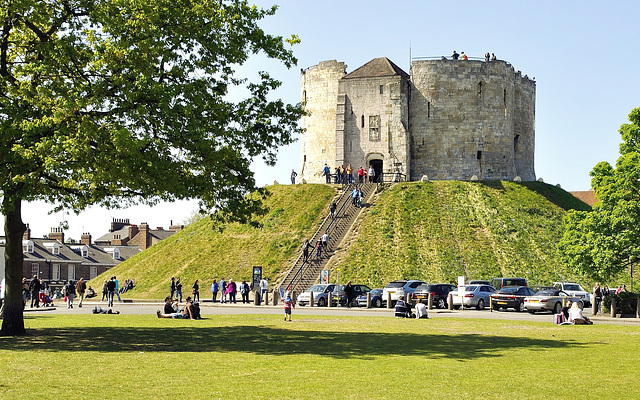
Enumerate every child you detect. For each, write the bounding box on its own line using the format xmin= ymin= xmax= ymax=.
xmin=283 ymin=291 xmax=295 ymax=321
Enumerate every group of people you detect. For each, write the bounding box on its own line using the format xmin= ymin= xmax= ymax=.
xmin=157 ymin=296 xmax=200 ymax=319
xmin=322 ymin=164 xmax=377 ymax=184
xmin=169 ymin=276 xmax=270 ymax=305
xmin=100 ymin=276 xmax=125 ymax=307
xmin=449 ymin=51 xmax=497 ymax=62
xmin=301 ymin=233 xmax=330 ymax=263
xmin=592 ymin=282 xmax=629 ymax=314
xmin=560 ymin=300 xmax=593 ymax=325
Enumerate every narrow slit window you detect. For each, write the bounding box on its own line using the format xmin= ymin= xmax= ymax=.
xmin=379 ymin=85 xmax=384 ymax=94
xmin=477 ymin=151 xmax=482 ymax=160
xmin=361 ymin=115 xmax=365 ymax=128
xmin=428 ymin=102 xmax=431 ymax=118
xmin=478 ymin=82 xmax=483 ymax=96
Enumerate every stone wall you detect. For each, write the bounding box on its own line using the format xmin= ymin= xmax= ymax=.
xmin=300 ymin=60 xmax=346 ymax=183
xmin=409 ymin=59 xmax=536 ymax=181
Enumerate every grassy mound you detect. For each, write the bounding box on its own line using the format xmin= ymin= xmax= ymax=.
xmin=331 ymin=181 xmax=592 ymax=287
xmin=89 ymin=184 xmax=336 ymax=299
xmin=93 ymin=181 xmax=593 ymax=298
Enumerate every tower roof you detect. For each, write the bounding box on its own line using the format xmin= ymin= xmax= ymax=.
xmin=342 ymin=57 xmax=409 ymax=79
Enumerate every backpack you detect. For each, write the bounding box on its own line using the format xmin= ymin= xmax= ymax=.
xmin=191 ymin=302 xmax=201 ymax=319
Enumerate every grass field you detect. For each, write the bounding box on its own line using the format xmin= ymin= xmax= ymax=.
xmin=1 ymin=314 xmax=638 ymax=399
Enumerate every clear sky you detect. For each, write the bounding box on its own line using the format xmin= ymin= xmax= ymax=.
xmin=15 ymin=0 xmax=640 ymax=241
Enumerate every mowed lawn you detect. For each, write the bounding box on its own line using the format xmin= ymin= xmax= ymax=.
xmin=1 ymin=314 xmax=638 ymax=399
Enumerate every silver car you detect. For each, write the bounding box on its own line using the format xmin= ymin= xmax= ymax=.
xmin=296 ymin=284 xmax=337 ymax=307
xmin=450 ymin=285 xmax=495 ymax=310
xmin=524 ymin=289 xmax=583 ymax=314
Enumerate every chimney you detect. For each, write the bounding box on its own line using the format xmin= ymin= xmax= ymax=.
xmin=139 ymin=223 xmax=149 ymax=250
xmin=169 ymin=219 xmax=184 ymax=232
xmin=110 ymin=234 xmax=128 ymax=246
xmin=128 ymin=224 xmax=139 ymax=240
xmin=81 ymin=232 xmax=92 ymax=246
xmin=110 ymin=218 xmax=130 ymax=232
xmin=23 ymin=223 xmax=31 ymax=240
xmin=49 ymin=227 xmax=65 ymax=243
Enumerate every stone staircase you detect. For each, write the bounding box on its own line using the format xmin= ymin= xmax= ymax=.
xmin=278 ymin=183 xmax=377 ymax=294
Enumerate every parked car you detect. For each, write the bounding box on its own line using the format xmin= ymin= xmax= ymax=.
xmin=524 ymin=289 xmax=584 ymax=314
xmin=333 ymin=284 xmax=372 ymax=307
xmin=491 ymin=286 xmax=536 ymax=312
xmin=450 ymin=284 xmax=496 ymax=310
xmin=411 ymin=283 xmax=456 ymax=309
xmin=296 ymin=284 xmax=337 ymax=307
xmin=552 ymin=282 xmax=591 ymax=307
xmin=382 ymin=280 xmax=426 ymax=305
xmin=491 ymin=277 xmax=528 ymax=289
xmin=357 ymin=288 xmax=384 ymax=308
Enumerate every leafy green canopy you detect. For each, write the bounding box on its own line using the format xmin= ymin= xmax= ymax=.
xmin=0 ymin=0 xmax=303 ymax=218
xmin=558 ymin=108 xmax=640 ymax=282
xmin=0 ymin=0 xmax=302 ymax=335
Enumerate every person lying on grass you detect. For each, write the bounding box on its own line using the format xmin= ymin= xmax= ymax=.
xmin=157 ymin=296 xmax=195 ymax=320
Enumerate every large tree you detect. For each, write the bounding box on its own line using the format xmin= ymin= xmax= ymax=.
xmin=0 ymin=0 xmax=303 ymax=335
xmin=558 ymin=108 xmax=640 ymax=285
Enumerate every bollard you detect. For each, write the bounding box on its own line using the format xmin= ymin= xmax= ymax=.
xmin=637 ymin=297 xmax=640 ymax=319
xmin=366 ymin=292 xmax=371 ymax=308
xmin=328 ymin=292 xmax=333 ymax=308
xmin=310 ymin=292 xmax=314 ymax=307
xmin=427 ymin=292 xmax=433 ymax=310
xmin=562 ymin=297 xmax=566 ymax=307
xmin=264 ymin=291 xmax=269 ymax=306
xmin=591 ymin=294 xmax=597 ymax=315
xmin=292 ymin=291 xmax=297 ymax=305
xmin=611 ymin=297 xmax=617 ymax=318
xmin=406 ymin=294 xmax=412 ymax=307
xmin=254 ymin=290 xmax=260 ymax=305
xmin=387 ymin=292 xmax=392 ymax=309
xmin=447 ymin=293 xmax=453 ymax=310
xmin=490 ymin=296 xmax=493 ymax=313
xmin=273 ymin=290 xmax=279 ymax=306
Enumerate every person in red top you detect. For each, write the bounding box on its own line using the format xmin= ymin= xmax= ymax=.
xmin=358 ymin=166 xmax=365 ymax=183
xmin=283 ymin=291 xmax=295 ymax=321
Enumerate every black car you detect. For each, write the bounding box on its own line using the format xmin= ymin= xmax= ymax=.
xmin=411 ymin=283 xmax=456 ymax=309
xmin=333 ymin=284 xmax=372 ymax=307
xmin=491 ymin=286 xmax=536 ymax=312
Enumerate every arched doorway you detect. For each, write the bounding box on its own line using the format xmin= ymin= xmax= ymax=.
xmin=370 ymin=159 xmax=383 ymax=183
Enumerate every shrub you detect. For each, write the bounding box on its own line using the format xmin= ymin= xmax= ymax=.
xmin=603 ymin=291 xmax=639 ymax=316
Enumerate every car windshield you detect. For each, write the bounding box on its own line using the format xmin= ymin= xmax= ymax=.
xmin=306 ymin=285 xmax=327 ymax=293
xmin=535 ymin=290 xmax=559 ymax=296
xmin=415 ymin=284 xmax=431 ymax=291
xmin=498 ymin=287 xmax=519 ymax=294
xmin=370 ymin=289 xmax=383 ymax=295
xmin=386 ymin=281 xmax=407 ymax=288
xmin=563 ymin=284 xmax=582 ymax=291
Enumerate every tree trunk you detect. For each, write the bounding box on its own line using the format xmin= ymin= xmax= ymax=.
xmin=1 ymin=195 xmax=27 ymax=336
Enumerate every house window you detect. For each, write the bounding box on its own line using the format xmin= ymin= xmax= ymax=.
xmin=81 ymin=246 xmax=88 ymax=258
xmin=369 ymin=115 xmax=380 ymax=141
xmin=379 ymin=85 xmax=384 ymax=94
xmin=31 ymin=264 xmax=40 ymax=278
xmin=113 ymin=248 xmax=121 ymax=260
xmin=52 ymin=264 xmax=61 ymax=280
xmin=23 ymin=240 xmax=34 ymax=253
xmin=90 ymin=266 xmax=98 ymax=280
xmin=67 ymin=265 xmax=75 ymax=281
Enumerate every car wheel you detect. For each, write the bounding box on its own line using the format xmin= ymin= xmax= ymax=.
xmin=553 ymin=302 xmax=562 ymax=314
xmin=517 ymin=301 xmax=525 ymax=312
xmin=476 ymin=299 xmax=485 ymax=310
xmin=437 ymin=298 xmax=446 ymax=309
xmin=453 ymin=305 xmax=460 ymax=310
xmin=578 ymin=300 xmax=584 ymax=310
xmin=374 ymin=298 xmax=382 ymax=308
xmin=528 ymin=310 xmax=536 ymax=314
xmin=317 ymin=297 xmax=327 ymax=307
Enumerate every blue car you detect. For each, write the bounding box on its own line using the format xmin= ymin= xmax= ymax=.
xmin=357 ymin=288 xmax=384 ymax=308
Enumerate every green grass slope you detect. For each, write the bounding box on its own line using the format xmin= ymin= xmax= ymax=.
xmin=89 ymin=184 xmax=336 ymax=299
xmin=332 ymin=181 xmax=592 ymax=287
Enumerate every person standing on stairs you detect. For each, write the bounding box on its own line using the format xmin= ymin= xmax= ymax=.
xmin=315 ymin=239 xmax=322 ymax=259
xmin=329 ymin=199 xmax=337 ymax=219
xmin=321 ymin=232 xmax=329 ymax=251
xmin=302 ymin=240 xmax=310 ymax=262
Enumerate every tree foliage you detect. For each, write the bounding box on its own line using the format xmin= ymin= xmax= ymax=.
xmin=558 ymin=108 xmax=640 ymax=283
xmin=0 ymin=0 xmax=303 ymax=335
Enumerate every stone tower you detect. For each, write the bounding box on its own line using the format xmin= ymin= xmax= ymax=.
xmin=300 ymin=56 xmax=536 ymax=183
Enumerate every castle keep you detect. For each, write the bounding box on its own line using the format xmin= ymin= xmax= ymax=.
xmin=299 ymin=57 xmax=536 ymax=183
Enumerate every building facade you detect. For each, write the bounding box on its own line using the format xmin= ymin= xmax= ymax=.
xmin=299 ymin=57 xmax=536 ymax=183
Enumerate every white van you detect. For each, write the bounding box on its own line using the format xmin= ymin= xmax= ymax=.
xmin=552 ymin=282 xmax=591 ymax=307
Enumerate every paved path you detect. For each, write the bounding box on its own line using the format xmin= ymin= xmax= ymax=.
xmin=25 ymin=300 xmax=640 ymax=325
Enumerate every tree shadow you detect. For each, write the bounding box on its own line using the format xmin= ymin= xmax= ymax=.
xmin=0 ymin=323 xmax=582 ymax=360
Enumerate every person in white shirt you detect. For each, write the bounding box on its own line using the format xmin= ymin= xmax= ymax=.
xmin=415 ymin=302 xmax=429 ymax=319
xmin=259 ymin=277 xmax=268 ymax=304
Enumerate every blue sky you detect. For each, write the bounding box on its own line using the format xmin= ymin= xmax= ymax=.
xmin=18 ymin=0 xmax=640 ymax=240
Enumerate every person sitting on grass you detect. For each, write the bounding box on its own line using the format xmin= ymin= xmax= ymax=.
xmin=92 ymin=305 xmax=120 ymax=314
xmin=415 ymin=302 xmax=429 ymax=319
xmin=568 ymin=301 xmax=593 ymax=325
xmin=395 ymin=296 xmax=413 ymax=318
xmin=157 ymin=296 xmax=194 ymax=319
xmin=85 ymin=286 xmax=97 ymax=298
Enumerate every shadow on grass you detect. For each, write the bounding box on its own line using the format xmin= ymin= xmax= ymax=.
xmin=0 ymin=324 xmax=582 ymax=360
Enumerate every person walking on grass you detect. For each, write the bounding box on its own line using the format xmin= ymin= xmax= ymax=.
xmin=107 ymin=277 xmax=116 ymax=307
xmin=170 ymin=276 xmax=176 ymax=299
xmin=175 ymin=277 xmax=183 ymax=302
xmin=75 ymin=278 xmax=86 ymax=308
xmin=283 ymin=291 xmax=295 ymax=321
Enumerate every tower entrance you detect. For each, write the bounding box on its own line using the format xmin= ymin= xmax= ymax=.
xmin=370 ymin=159 xmax=383 ymax=182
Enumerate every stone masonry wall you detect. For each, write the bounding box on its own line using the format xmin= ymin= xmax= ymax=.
xmin=409 ymin=59 xmax=535 ymax=181
xmin=300 ymin=60 xmax=346 ymax=183
xmin=338 ymin=75 xmax=410 ymax=178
